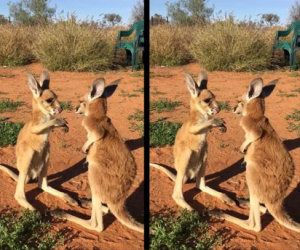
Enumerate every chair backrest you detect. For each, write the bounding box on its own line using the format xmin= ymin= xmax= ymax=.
xmin=291 ymin=21 xmax=300 ymax=48
xmin=132 ymin=20 xmax=144 ymax=40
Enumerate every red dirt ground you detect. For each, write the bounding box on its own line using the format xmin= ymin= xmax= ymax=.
xmin=150 ymin=63 xmax=300 ymax=249
xmin=0 ymin=63 xmax=144 ymax=250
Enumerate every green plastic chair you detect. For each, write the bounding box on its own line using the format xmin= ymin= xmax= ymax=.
xmin=115 ymin=20 xmax=144 ymax=70
xmin=273 ymin=20 xmax=300 ymax=70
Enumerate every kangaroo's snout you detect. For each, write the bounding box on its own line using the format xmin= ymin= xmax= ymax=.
xmin=55 ymin=106 xmax=62 ymax=114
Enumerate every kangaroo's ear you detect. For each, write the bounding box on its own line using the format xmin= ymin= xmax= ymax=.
xmin=262 ymin=79 xmax=279 ymax=98
xmin=89 ymin=78 xmax=105 ymax=100
xmin=39 ymin=70 xmax=50 ymax=90
xmin=104 ymin=78 xmax=121 ymax=98
xmin=197 ymin=70 xmax=208 ymax=90
xmin=185 ymin=74 xmax=199 ymax=98
xmin=247 ymin=78 xmax=263 ymax=100
xmin=28 ymin=74 xmax=42 ymax=97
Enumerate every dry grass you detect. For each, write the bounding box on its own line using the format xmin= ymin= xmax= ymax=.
xmin=190 ymin=19 xmax=276 ymax=71
xmin=150 ymin=20 xmax=282 ymax=71
xmin=150 ymin=25 xmax=193 ymax=66
xmin=0 ymin=25 xmax=35 ymax=66
xmin=33 ymin=19 xmax=118 ymax=71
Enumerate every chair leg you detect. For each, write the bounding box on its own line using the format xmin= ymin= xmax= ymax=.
xmin=284 ymin=50 xmax=290 ymax=67
xmin=132 ymin=51 xmax=138 ymax=71
xmin=290 ymin=51 xmax=297 ymax=70
xmin=126 ymin=50 xmax=132 ymax=66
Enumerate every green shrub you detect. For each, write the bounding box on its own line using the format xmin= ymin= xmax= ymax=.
xmin=0 ymin=98 xmax=23 ymax=113
xmin=150 ymin=209 xmax=221 ymax=250
xmin=190 ymin=18 xmax=274 ymax=71
xmin=150 ymin=98 xmax=182 ymax=113
xmin=0 ymin=25 xmax=35 ymax=66
xmin=150 ymin=25 xmax=193 ymax=66
xmin=0 ymin=122 xmax=24 ymax=146
xmin=59 ymin=101 xmax=73 ymax=111
xmin=0 ymin=209 xmax=62 ymax=249
xmin=217 ymin=101 xmax=231 ymax=111
xmin=128 ymin=109 xmax=144 ymax=121
xmin=150 ymin=121 xmax=182 ymax=147
xmin=33 ymin=18 xmax=117 ymax=71
xmin=285 ymin=109 xmax=300 ymax=121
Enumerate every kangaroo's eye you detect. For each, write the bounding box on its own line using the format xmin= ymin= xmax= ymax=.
xmin=203 ymin=98 xmax=211 ymax=104
xmin=46 ymin=98 xmax=53 ymax=104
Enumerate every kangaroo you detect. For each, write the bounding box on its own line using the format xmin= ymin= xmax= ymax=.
xmin=150 ymin=71 xmax=235 ymax=210
xmin=56 ymin=78 xmax=144 ymax=233
xmin=214 ymin=78 xmax=300 ymax=232
xmin=0 ymin=70 xmax=77 ymax=210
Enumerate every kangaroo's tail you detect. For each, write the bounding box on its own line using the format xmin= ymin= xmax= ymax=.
xmin=150 ymin=163 xmax=176 ymax=182
xmin=109 ymin=203 xmax=144 ymax=233
xmin=267 ymin=202 xmax=300 ymax=233
xmin=0 ymin=164 xmax=18 ymax=182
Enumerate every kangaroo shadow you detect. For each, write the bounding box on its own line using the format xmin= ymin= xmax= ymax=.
xmin=126 ymin=180 xmax=144 ymax=224
xmin=125 ymin=137 xmax=144 ymax=151
xmin=283 ymin=137 xmax=300 ymax=151
xmin=26 ymin=158 xmax=88 ymax=210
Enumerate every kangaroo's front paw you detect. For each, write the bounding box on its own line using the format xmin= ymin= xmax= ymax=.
xmin=55 ymin=118 xmax=69 ymax=132
xmin=213 ymin=118 xmax=227 ymax=132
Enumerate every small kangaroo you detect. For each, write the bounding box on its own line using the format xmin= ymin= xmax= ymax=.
xmin=215 ymin=78 xmax=300 ymax=232
xmin=57 ymin=78 xmax=144 ymax=233
xmin=0 ymin=71 xmax=77 ymax=210
xmin=150 ymin=71 xmax=235 ymax=210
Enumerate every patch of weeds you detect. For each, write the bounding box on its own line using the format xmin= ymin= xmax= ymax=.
xmin=155 ymin=116 xmax=167 ymax=122
xmin=219 ymin=143 xmax=229 ymax=148
xmin=60 ymin=143 xmax=70 ymax=149
xmin=0 ymin=209 xmax=63 ymax=250
xmin=286 ymin=110 xmax=300 ymax=136
xmin=0 ymin=122 xmax=24 ymax=146
xmin=150 ymin=121 xmax=182 ymax=147
xmin=290 ymin=72 xmax=300 ymax=77
xmin=150 ymin=209 xmax=221 ymax=250
xmin=150 ymin=98 xmax=182 ymax=113
xmin=285 ymin=110 xmax=300 ymax=121
xmin=133 ymin=87 xmax=144 ymax=93
xmin=0 ymin=98 xmax=23 ymax=113
xmin=150 ymin=73 xmax=173 ymax=78
xmin=0 ymin=73 xmax=15 ymax=78
xmin=0 ymin=117 xmax=8 ymax=121
xmin=287 ymin=122 xmax=300 ymax=136
xmin=0 ymin=91 xmax=7 ymax=95
xmin=128 ymin=110 xmax=144 ymax=121
xmin=217 ymin=101 xmax=231 ymax=111
xmin=119 ymin=90 xmax=139 ymax=98
xmin=151 ymin=90 xmax=166 ymax=95
xmin=291 ymin=88 xmax=300 ymax=93
xmin=132 ymin=72 xmax=143 ymax=77
xmin=59 ymin=101 xmax=73 ymax=111
xmin=130 ymin=122 xmax=144 ymax=136
xmin=151 ymin=87 xmax=166 ymax=96
xmin=277 ymin=90 xmax=297 ymax=98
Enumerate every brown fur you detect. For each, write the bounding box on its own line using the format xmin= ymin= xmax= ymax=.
xmin=151 ymin=71 xmax=235 ymax=210
xmin=0 ymin=70 xmax=77 ymax=210
xmin=58 ymin=78 xmax=144 ymax=233
xmin=216 ymin=78 xmax=300 ymax=232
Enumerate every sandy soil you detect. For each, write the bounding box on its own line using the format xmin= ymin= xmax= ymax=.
xmin=150 ymin=63 xmax=300 ymax=249
xmin=0 ymin=63 xmax=144 ymax=250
